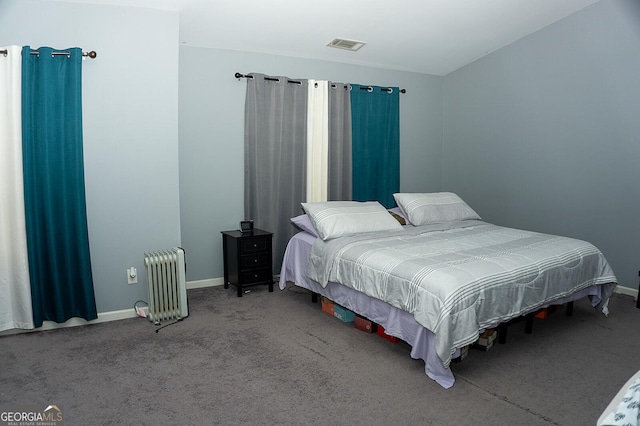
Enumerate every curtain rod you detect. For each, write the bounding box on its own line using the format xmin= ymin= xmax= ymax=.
xmin=235 ymin=72 xmax=301 ymax=85
xmin=358 ymin=85 xmax=406 ymax=94
xmin=0 ymin=49 xmax=97 ymax=58
xmin=235 ymin=72 xmax=406 ymax=94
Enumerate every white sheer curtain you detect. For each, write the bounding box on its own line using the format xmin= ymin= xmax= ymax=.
xmin=0 ymin=45 xmax=34 ymax=331
xmin=306 ymin=80 xmax=328 ymax=202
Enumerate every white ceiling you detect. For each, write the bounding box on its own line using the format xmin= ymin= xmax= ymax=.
xmin=53 ymin=0 xmax=601 ymax=75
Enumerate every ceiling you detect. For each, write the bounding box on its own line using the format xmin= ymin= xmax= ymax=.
xmin=52 ymin=0 xmax=601 ymax=75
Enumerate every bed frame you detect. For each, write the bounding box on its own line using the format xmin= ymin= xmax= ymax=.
xmin=310 ymin=292 xmax=574 ymax=345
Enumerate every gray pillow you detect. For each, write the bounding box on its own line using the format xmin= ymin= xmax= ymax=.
xmin=393 ymin=192 xmax=480 ymax=225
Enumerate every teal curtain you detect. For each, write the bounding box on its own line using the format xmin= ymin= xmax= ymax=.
xmin=350 ymin=84 xmax=400 ymax=208
xmin=22 ymin=46 xmax=97 ymax=327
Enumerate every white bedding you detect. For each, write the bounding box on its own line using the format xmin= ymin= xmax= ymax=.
xmin=306 ymin=220 xmax=617 ymax=368
xmin=279 ymin=231 xmax=457 ymax=388
xmin=278 ymin=228 xmax=614 ymax=388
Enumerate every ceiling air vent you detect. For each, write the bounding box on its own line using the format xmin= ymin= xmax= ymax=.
xmin=326 ymin=38 xmax=366 ymax=52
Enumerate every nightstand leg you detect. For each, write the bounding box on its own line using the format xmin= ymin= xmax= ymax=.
xmin=268 ymin=281 xmax=273 ymax=292
xmin=237 ymin=287 xmax=242 ymax=297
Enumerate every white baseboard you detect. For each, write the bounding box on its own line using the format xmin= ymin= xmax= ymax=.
xmin=0 ymin=278 xmax=224 ymax=337
xmin=614 ymin=285 xmax=637 ymax=298
xmin=1 ymin=279 xmax=633 ymax=336
xmin=187 ymin=277 xmax=224 ymax=289
xmin=0 ymin=308 xmax=140 ymax=336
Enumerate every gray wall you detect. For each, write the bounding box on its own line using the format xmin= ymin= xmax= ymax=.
xmin=443 ymin=0 xmax=640 ymax=290
xmin=0 ymin=1 xmax=182 ymax=313
xmin=4 ymin=0 xmax=634 ymax=316
xmin=178 ymin=47 xmax=443 ymax=281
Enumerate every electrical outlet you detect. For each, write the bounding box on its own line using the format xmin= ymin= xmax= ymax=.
xmin=127 ymin=266 xmax=138 ymax=284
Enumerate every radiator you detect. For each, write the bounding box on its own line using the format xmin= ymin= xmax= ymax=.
xmin=144 ymin=248 xmax=188 ymax=325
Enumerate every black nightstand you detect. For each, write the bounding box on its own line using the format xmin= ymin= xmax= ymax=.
xmin=221 ymin=229 xmax=274 ymax=297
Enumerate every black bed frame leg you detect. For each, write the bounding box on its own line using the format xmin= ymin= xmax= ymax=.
xmin=566 ymin=301 xmax=574 ymax=316
xmin=498 ymin=323 xmax=507 ymax=344
xmin=311 ymin=292 xmax=318 ymax=304
xmin=524 ymin=314 xmax=534 ymax=334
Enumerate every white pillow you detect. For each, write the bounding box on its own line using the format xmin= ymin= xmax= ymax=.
xmin=301 ymin=201 xmax=403 ymax=241
xmin=393 ymin=192 xmax=481 ymax=226
xmin=290 ymin=214 xmax=319 ymax=237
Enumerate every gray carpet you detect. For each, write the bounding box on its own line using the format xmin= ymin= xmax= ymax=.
xmin=1 ymin=285 xmax=638 ymax=426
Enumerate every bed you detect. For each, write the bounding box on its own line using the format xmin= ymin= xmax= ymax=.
xmin=278 ymin=193 xmax=618 ymax=388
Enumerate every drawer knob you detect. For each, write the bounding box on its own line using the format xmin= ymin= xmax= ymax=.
xmin=253 ymin=243 xmax=257 ymax=248
xmin=254 ymin=259 xmax=258 ymax=263
xmin=254 ymin=274 xmax=258 ymax=278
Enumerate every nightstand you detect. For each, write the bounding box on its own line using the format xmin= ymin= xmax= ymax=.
xmin=221 ymin=229 xmax=274 ymax=297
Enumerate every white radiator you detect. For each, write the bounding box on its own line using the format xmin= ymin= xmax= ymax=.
xmin=144 ymin=248 xmax=188 ymax=325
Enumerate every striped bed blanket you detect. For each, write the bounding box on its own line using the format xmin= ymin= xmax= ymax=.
xmin=306 ymin=220 xmax=617 ymax=367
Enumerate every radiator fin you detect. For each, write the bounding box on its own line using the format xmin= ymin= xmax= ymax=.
xmin=144 ymin=248 xmax=188 ymax=325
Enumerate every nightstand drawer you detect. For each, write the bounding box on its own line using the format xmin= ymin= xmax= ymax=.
xmin=240 ymin=268 xmax=272 ymax=284
xmin=240 ymin=253 xmax=270 ymax=269
xmin=241 ymin=238 xmax=269 ymax=253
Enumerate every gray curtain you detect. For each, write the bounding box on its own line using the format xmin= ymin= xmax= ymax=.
xmin=327 ymin=82 xmax=352 ymax=201
xmin=244 ymin=73 xmax=308 ymax=271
